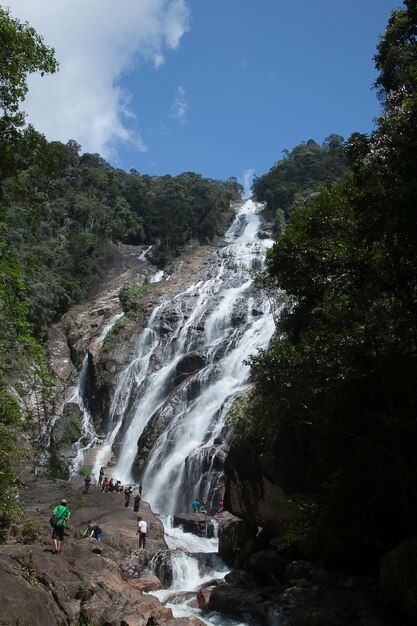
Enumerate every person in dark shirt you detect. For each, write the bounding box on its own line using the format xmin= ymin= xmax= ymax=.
xmin=84 ymin=475 xmax=92 ymax=494
xmin=124 ymin=486 xmax=133 ymax=507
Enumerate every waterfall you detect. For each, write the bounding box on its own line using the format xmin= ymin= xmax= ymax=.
xmin=106 ymin=199 xmax=275 ymax=514
xmin=67 ymin=355 xmax=99 ymax=475
xmin=66 ymin=312 xmax=124 ymax=476
xmin=85 ymin=200 xmax=275 ymax=626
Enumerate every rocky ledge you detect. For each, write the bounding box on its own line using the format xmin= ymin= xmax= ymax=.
xmin=3 ymin=471 xmax=205 ymax=626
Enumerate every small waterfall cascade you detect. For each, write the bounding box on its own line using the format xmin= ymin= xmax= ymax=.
xmin=149 ymin=523 xmax=239 ymax=625
xmin=65 ymin=312 xmax=124 ymax=475
xmin=106 ymin=199 xmax=276 ymax=513
xmin=66 ymin=354 xmax=99 ymax=475
xmin=150 ymin=269 xmax=165 ymax=283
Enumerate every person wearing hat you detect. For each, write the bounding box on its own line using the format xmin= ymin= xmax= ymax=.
xmin=52 ymin=498 xmax=71 ymax=554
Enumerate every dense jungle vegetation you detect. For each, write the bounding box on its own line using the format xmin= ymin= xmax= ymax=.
xmin=3 ymin=141 xmax=242 ymax=334
xmin=236 ymin=0 xmax=417 ymax=571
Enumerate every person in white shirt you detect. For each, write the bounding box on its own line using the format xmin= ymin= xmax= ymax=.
xmin=136 ymin=516 xmax=147 ymax=549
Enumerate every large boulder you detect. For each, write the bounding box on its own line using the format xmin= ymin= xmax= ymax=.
xmin=217 ymin=511 xmax=256 ymax=565
xmin=379 ymin=538 xmax=417 ymax=620
xmin=173 ymin=513 xmax=216 ymax=538
xmin=196 ymin=585 xmax=216 ymax=608
xmin=207 ymin=583 xmax=283 ymax=625
xmin=173 ymin=352 xmax=206 ymax=385
xmin=224 ymin=421 xmax=316 ymax=537
xmin=244 ymin=548 xmax=286 ymax=585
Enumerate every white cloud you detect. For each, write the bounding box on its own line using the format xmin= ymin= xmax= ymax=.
xmin=241 ymin=168 xmax=255 ymax=198
xmin=170 ymin=86 xmax=188 ymax=124
xmin=6 ymin=0 xmax=190 ymax=158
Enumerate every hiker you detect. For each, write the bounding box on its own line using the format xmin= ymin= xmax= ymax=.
xmin=84 ymin=475 xmax=92 ymax=494
xmin=136 ymin=516 xmax=147 ymax=549
xmin=114 ymin=480 xmax=122 ymax=493
xmin=98 ymin=467 xmax=104 ymax=485
xmin=133 ymin=494 xmax=141 ymax=513
xmin=192 ymin=499 xmax=199 ymax=513
xmin=138 ymin=482 xmax=143 ymax=495
xmin=101 ymin=477 xmax=109 ymax=492
xmin=51 ymin=498 xmax=71 ymax=554
xmin=83 ymin=521 xmax=102 ymax=541
xmin=124 ymin=486 xmax=133 ymax=507
xmin=107 ymin=478 xmax=114 ymax=492
xmin=219 ymin=500 xmax=224 ymax=512
xmin=198 ymin=503 xmax=207 ymax=514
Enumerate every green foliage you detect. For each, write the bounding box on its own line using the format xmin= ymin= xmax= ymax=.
xmin=118 ymin=281 xmax=148 ymax=314
xmin=252 ymin=135 xmax=349 ymax=232
xmin=0 ymin=7 xmax=58 ymax=186
xmin=102 ymin=315 xmax=131 ymax=352
xmin=79 ymin=466 xmax=92 ymax=477
xmin=14 ymin=514 xmax=43 ymax=545
xmin=60 ymin=409 xmax=82 ymax=445
xmin=1 ymin=140 xmax=239 ymax=333
xmin=240 ymin=2 xmax=417 ymax=567
xmin=270 ymin=495 xmax=319 ymax=555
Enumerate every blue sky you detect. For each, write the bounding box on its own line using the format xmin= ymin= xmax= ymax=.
xmin=8 ymin=0 xmax=401 ymax=190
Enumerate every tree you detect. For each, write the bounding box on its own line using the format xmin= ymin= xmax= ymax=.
xmin=239 ymin=0 xmax=417 ymax=567
xmin=0 ymin=8 xmax=58 ymax=534
xmin=0 ymin=7 xmax=58 ymax=186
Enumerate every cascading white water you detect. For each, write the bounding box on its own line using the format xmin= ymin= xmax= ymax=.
xmin=67 ymin=355 xmax=99 ymax=475
xmin=82 ymin=200 xmax=276 ymax=625
xmin=110 ymin=200 xmax=275 ymax=515
xmin=150 ymin=269 xmax=165 ymax=283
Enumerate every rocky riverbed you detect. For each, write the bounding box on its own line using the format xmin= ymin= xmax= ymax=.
xmin=4 ymin=469 xmax=413 ymax=626
xmin=2 ymin=470 xmax=207 ymax=626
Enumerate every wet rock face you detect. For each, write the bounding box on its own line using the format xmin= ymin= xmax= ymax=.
xmin=216 ymin=511 xmax=256 ymax=565
xmin=150 ymin=551 xmax=175 ymax=587
xmin=173 ymin=352 xmax=206 ymax=386
xmin=51 ymin=402 xmax=83 ymax=447
xmin=224 ymin=420 xmax=316 ymax=537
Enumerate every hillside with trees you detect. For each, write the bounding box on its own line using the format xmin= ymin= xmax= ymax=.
xmin=3 ymin=140 xmax=241 ymax=333
xmin=252 ymin=135 xmax=349 ymax=234
xmin=232 ymin=0 xmax=417 ymax=572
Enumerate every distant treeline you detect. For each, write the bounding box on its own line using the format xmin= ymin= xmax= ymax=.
xmin=252 ymin=134 xmax=349 ymax=233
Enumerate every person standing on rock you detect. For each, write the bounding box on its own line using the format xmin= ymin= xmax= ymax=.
xmin=52 ymin=498 xmax=71 ymax=554
xmin=133 ymin=493 xmax=141 ymax=513
xmin=84 ymin=475 xmax=91 ymax=494
xmin=192 ymin=499 xmax=199 ymax=513
xmin=138 ymin=482 xmax=143 ymax=495
xmin=136 ymin=516 xmax=147 ymax=548
xmin=98 ymin=467 xmax=104 ymax=485
xmin=124 ymin=486 xmax=133 ymax=507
